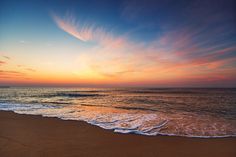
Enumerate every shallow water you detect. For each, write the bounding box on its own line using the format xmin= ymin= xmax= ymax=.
xmin=0 ymin=87 xmax=236 ymax=137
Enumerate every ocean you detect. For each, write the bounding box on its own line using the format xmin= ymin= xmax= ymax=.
xmin=0 ymin=87 xmax=236 ymax=138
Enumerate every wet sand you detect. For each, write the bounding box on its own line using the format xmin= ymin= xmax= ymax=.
xmin=0 ymin=111 xmax=236 ymax=157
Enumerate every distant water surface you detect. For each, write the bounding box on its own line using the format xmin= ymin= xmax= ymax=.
xmin=0 ymin=87 xmax=236 ymax=138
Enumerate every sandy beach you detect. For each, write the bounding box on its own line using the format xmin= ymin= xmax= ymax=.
xmin=0 ymin=111 xmax=236 ymax=157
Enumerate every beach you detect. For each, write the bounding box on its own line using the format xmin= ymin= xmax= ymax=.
xmin=1 ymin=0 xmax=236 ymax=156
xmin=0 ymin=111 xmax=236 ymax=157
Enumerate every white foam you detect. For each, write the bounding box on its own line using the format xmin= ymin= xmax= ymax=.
xmin=1 ymin=102 xmax=236 ymax=138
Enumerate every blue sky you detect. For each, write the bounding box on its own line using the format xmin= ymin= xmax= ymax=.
xmin=0 ymin=0 xmax=236 ymax=87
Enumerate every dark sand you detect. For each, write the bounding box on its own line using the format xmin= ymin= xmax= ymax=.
xmin=0 ymin=111 xmax=236 ymax=157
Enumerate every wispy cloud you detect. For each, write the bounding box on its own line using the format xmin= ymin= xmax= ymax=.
xmin=2 ymin=56 xmax=10 ymax=60
xmin=0 ymin=56 xmax=35 ymax=81
xmin=1 ymin=53 xmax=10 ymax=60
xmin=16 ymin=64 xmax=37 ymax=72
xmin=51 ymin=11 xmax=236 ymax=86
xmin=25 ymin=68 xmax=36 ymax=72
xmin=19 ymin=40 xmax=30 ymax=44
xmin=0 ymin=70 xmax=26 ymax=78
xmin=0 ymin=60 xmax=6 ymax=66
xmin=52 ymin=13 xmax=113 ymax=44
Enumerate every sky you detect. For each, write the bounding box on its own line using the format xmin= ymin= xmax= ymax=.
xmin=0 ymin=0 xmax=236 ymax=87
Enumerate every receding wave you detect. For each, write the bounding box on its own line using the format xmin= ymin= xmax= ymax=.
xmin=0 ymin=88 xmax=236 ymax=138
xmin=79 ymin=103 xmax=157 ymax=112
xmin=56 ymin=92 xmax=101 ymax=97
xmin=114 ymin=106 xmax=157 ymax=112
xmin=34 ymin=93 xmax=102 ymax=98
xmin=1 ymin=102 xmax=236 ymax=138
xmin=41 ymin=101 xmax=71 ymax=105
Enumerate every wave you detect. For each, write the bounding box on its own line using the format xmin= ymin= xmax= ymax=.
xmin=41 ymin=101 xmax=71 ymax=105
xmin=1 ymin=102 xmax=236 ymax=138
xmin=114 ymin=106 xmax=157 ymax=112
xmin=79 ymin=103 xmax=158 ymax=112
xmin=31 ymin=92 xmax=102 ymax=98
xmin=54 ymin=93 xmax=101 ymax=97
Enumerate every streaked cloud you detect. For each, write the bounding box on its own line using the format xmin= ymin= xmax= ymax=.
xmin=25 ymin=68 xmax=36 ymax=72
xmin=0 ymin=60 xmax=6 ymax=66
xmin=0 ymin=70 xmax=25 ymax=78
xmin=0 ymin=55 xmax=35 ymax=81
xmin=1 ymin=0 xmax=235 ymax=86
xmin=52 ymin=13 xmax=113 ymax=44
xmin=51 ymin=11 xmax=236 ymax=86
xmin=2 ymin=56 xmax=10 ymax=60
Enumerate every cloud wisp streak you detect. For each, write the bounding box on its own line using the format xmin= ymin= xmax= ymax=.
xmin=52 ymin=13 xmax=114 ymax=44
xmin=0 ymin=70 xmax=26 ymax=78
xmin=1 ymin=0 xmax=235 ymax=87
xmin=0 ymin=61 xmax=6 ymax=66
xmin=2 ymin=56 xmax=10 ymax=60
xmin=51 ymin=11 xmax=236 ymax=86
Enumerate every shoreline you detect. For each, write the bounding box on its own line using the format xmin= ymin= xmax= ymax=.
xmin=1 ymin=109 xmax=235 ymax=139
xmin=1 ymin=110 xmax=236 ymax=157
xmin=2 ymin=110 xmax=236 ymax=139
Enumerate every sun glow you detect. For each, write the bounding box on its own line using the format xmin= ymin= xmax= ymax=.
xmin=1 ymin=1 xmax=236 ymax=87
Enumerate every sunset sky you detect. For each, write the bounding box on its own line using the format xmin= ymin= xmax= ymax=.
xmin=0 ymin=0 xmax=236 ymax=87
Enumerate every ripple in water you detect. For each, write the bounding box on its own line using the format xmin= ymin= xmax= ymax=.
xmin=0 ymin=87 xmax=236 ymax=138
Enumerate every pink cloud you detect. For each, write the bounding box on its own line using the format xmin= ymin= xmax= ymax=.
xmin=52 ymin=13 xmax=114 ymax=44
xmin=50 ymin=12 xmax=236 ymax=85
xmin=0 ymin=70 xmax=25 ymax=78
xmin=25 ymin=68 xmax=36 ymax=72
xmin=0 ymin=60 xmax=6 ymax=66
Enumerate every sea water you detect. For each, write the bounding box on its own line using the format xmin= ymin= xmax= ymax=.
xmin=0 ymin=87 xmax=236 ymax=138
